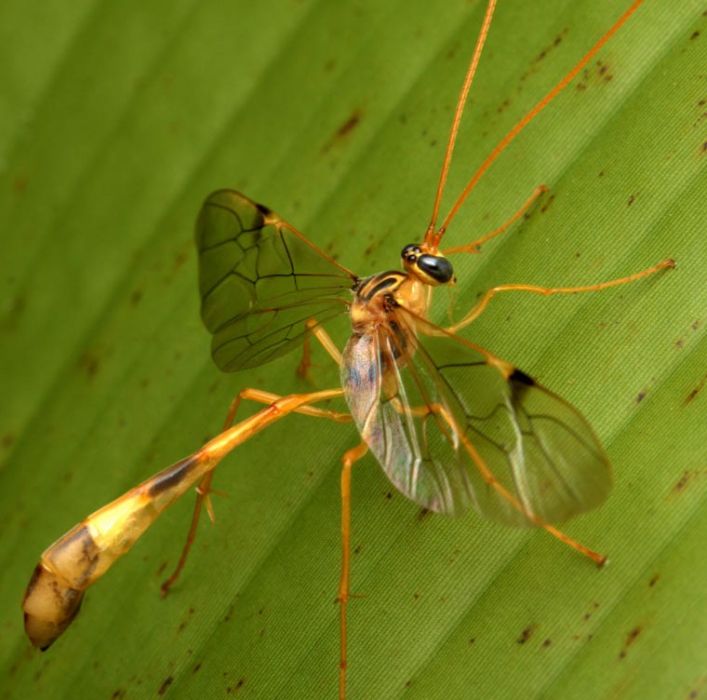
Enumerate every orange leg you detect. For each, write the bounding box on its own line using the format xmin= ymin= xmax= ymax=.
xmin=338 ymin=442 xmax=368 ymax=700
xmin=457 ymin=419 xmax=606 ymax=565
xmin=447 ymin=258 xmax=675 ymax=335
xmin=412 ymin=400 xmax=606 ymax=565
xmin=161 ymin=388 xmax=351 ymax=595
xmin=443 ymin=184 xmax=548 ymax=256
xmin=297 ymin=318 xmax=343 ymax=379
xmin=24 ymin=386 xmax=346 ymax=649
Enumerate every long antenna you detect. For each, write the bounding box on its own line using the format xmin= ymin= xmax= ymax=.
xmin=431 ymin=0 xmax=645 ymax=249
xmin=425 ymin=0 xmax=497 ymax=245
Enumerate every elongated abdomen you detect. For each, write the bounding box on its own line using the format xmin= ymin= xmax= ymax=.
xmin=23 ymin=453 xmax=203 ymax=649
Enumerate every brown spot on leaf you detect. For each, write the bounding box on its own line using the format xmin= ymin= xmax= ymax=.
xmin=13 ymin=175 xmax=28 ymax=193
xmin=691 ymin=30 xmax=700 ymax=40
xmin=687 ymin=676 xmax=707 ymax=700
xmin=530 ymin=28 xmax=568 ymax=65
xmin=673 ymin=470 xmax=692 ymax=493
xmin=496 ymin=98 xmax=511 ymax=114
xmin=158 ymin=676 xmax=173 ymax=695
xmin=1 ymin=294 xmax=27 ymax=333
xmin=517 ymin=625 xmax=536 ymax=644
xmin=540 ymin=194 xmax=555 ymax=213
xmin=174 ymin=251 xmax=188 ymax=270
xmin=79 ymin=350 xmax=101 ymax=379
xmin=363 ymin=240 xmax=379 ymax=257
xmin=227 ymin=678 xmax=246 ymax=693
xmin=542 ymin=638 xmax=552 ymax=648
xmin=666 ymin=468 xmax=707 ymax=499
xmin=193 ymin=662 xmax=202 ymax=674
xmin=418 ymin=507 xmax=432 ymax=521
xmin=627 ymin=193 xmax=637 ymax=206
xmin=223 ymin=605 xmax=234 ymax=623
xmin=648 ymin=573 xmax=660 ymax=587
xmin=111 ymin=690 xmax=126 ymax=700
xmin=576 ymin=60 xmax=614 ymax=91
xmin=322 ymin=109 xmax=364 ymax=153
xmin=684 ymin=374 xmax=707 ymax=405
xmin=618 ymin=626 xmax=642 ymax=659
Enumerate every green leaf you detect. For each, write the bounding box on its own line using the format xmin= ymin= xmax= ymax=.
xmin=1 ymin=1 xmax=704 ymax=698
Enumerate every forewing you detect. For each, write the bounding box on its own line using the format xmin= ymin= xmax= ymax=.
xmin=342 ymin=327 xmax=475 ymax=515
xmin=343 ymin=309 xmax=611 ymax=525
xmin=196 ymin=190 xmax=356 ymax=371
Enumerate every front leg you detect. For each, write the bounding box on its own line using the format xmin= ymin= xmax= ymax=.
xmin=447 ymin=258 xmax=675 ymax=334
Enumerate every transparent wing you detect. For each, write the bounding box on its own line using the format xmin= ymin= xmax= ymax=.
xmin=196 ymin=189 xmax=356 ymax=371
xmin=342 ymin=309 xmax=611 ymax=524
xmin=342 ymin=328 xmax=472 ymax=515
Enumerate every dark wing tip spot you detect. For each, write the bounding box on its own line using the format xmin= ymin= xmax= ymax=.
xmin=510 ymin=368 xmax=535 ymax=386
xmin=509 ymin=368 xmax=535 ymax=406
xmin=255 ymin=202 xmax=272 ymax=217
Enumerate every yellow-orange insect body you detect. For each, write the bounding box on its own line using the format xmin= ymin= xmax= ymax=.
xmin=23 ymin=2 xmax=674 ymax=698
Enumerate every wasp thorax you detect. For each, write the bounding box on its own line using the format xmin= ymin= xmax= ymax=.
xmin=400 ymin=244 xmax=455 ymax=285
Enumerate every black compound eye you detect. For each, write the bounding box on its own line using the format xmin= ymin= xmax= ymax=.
xmin=401 ymin=244 xmax=421 ymax=262
xmin=417 ymin=254 xmax=454 ymax=284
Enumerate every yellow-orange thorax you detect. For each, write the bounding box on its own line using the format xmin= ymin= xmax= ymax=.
xmin=349 ymin=270 xmax=429 ymax=335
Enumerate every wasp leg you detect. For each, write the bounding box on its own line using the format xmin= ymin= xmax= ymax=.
xmin=161 ymin=387 xmax=351 ymax=596
xmin=338 ymin=442 xmax=368 ymax=700
xmin=432 ymin=401 xmax=606 ymax=564
xmin=386 ymin=395 xmax=606 ymax=565
xmin=297 ymin=318 xmax=343 ymax=380
xmin=443 ymin=185 xmax=548 ymax=256
xmin=447 ymin=258 xmax=675 ymax=335
xmin=24 ymin=387 xmax=346 ymax=649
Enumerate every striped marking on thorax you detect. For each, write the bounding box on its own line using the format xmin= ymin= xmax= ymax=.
xmin=356 ymin=271 xmax=407 ymax=302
